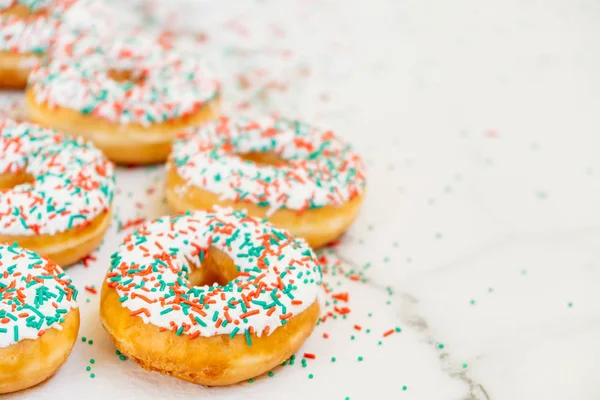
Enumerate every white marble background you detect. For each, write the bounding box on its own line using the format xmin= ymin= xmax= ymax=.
xmin=5 ymin=0 xmax=600 ymax=399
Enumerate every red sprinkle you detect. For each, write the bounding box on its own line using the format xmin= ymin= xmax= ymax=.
xmin=383 ymin=329 xmax=395 ymax=337
xmin=84 ymin=286 xmax=97 ymax=294
xmin=332 ymin=292 xmax=349 ymax=302
xmin=80 ymin=254 xmax=97 ymax=268
xmin=334 ymin=306 xmax=351 ymax=315
xmin=119 ymin=218 xmax=146 ymax=232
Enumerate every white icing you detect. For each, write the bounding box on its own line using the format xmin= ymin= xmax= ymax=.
xmin=107 ymin=208 xmax=322 ymax=339
xmin=169 ymin=115 xmax=367 ymax=215
xmin=0 ymin=243 xmax=79 ymax=348
xmin=29 ymin=30 xmax=219 ymax=126
xmin=0 ymin=120 xmax=115 ymax=236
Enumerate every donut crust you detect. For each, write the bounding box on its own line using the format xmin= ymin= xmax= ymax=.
xmin=24 ymin=89 xmax=219 ymax=165
xmin=0 ymin=126 xmax=114 ymax=267
xmin=0 ymin=178 xmax=112 ymax=267
xmin=0 ymin=309 xmax=80 ymax=394
xmin=0 ymin=51 xmax=40 ymax=89
xmin=100 ymin=246 xmax=321 ymax=386
xmin=165 ymin=167 xmax=364 ymax=248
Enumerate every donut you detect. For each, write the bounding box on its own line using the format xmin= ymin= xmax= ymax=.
xmin=0 ymin=0 xmax=64 ymax=89
xmin=100 ymin=208 xmax=321 ymax=386
xmin=165 ymin=116 xmax=366 ymax=248
xmin=0 ymin=119 xmax=115 ymax=266
xmin=25 ymin=31 xmax=220 ymax=165
xmin=0 ymin=242 xmax=79 ymax=394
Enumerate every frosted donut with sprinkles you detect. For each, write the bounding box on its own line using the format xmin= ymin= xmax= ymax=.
xmin=25 ymin=30 xmax=220 ymax=165
xmin=100 ymin=208 xmax=321 ymax=386
xmin=166 ymin=115 xmax=366 ymax=248
xmin=0 ymin=0 xmax=66 ymax=88
xmin=0 ymin=243 xmax=79 ymax=394
xmin=0 ymin=119 xmax=115 ymax=266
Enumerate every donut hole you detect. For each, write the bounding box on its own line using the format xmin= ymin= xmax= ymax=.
xmin=108 ymin=69 xmax=147 ymax=86
xmin=237 ymin=151 xmax=286 ymax=167
xmin=0 ymin=171 xmax=33 ymax=190
xmin=186 ymin=247 xmax=240 ymax=288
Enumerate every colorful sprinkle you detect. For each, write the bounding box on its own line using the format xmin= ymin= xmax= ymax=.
xmin=0 ymin=243 xmax=78 ymax=347
xmin=0 ymin=120 xmax=115 ymax=236
xmin=169 ymin=116 xmax=366 ymax=214
xmin=30 ymin=31 xmax=219 ymax=126
xmin=106 ymin=208 xmax=322 ymax=341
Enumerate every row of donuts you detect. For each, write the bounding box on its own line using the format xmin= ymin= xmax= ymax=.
xmin=0 ymin=0 xmax=367 ymax=394
xmin=0 ymin=0 xmax=144 ymax=89
xmin=3 ymin=0 xmax=367 ymax=249
xmin=0 ymin=115 xmax=365 ymax=392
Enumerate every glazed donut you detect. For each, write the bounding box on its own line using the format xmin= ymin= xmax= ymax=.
xmin=0 ymin=0 xmax=64 ymax=88
xmin=0 ymin=243 xmax=79 ymax=394
xmin=165 ymin=116 xmax=366 ymax=248
xmin=25 ymin=31 xmax=220 ymax=165
xmin=100 ymin=208 xmax=321 ymax=386
xmin=0 ymin=119 xmax=115 ymax=266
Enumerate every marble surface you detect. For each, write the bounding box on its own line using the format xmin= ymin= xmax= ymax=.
xmin=4 ymin=0 xmax=600 ymax=398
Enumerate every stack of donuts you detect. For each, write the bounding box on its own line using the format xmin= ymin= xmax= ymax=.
xmin=0 ymin=0 xmax=366 ymax=393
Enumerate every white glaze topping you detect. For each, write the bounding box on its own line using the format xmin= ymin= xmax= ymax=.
xmin=106 ymin=208 xmax=322 ymax=341
xmin=169 ymin=115 xmax=366 ymax=215
xmin=0 ymin=119 xmax=115 ymax=236
xmin=0 ymin=9 xmax=59 ymax=54
xmin=29 ymin=30 xmax=219 ymax=126
xmin=0 ymin=242 xmax=78 ymax=348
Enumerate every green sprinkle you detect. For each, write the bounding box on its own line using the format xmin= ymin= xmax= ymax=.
xmin=268 ymin=371 xmax=274 ymax=377
xmin=230 ymin=327 xmax=240 ymax=338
